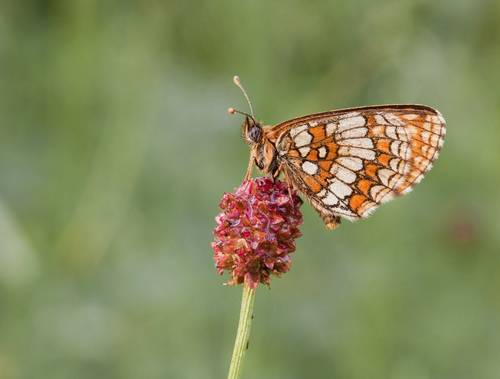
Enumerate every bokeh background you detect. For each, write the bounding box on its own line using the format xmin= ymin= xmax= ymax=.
xmin=1 ymin=1 xmax=500 ymax=378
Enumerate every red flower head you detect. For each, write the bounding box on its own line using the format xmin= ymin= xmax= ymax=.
xmin=212 ymin=177 xmax=303 ymax=288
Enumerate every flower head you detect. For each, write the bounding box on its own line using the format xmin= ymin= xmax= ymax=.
xmin=212 ymin=177 xmax=303 ymax=288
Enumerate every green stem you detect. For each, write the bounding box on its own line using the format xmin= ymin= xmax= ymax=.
xmin=227 ymin=284 xmax=256 ymax=379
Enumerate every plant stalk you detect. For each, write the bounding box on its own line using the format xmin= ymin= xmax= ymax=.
xmin=227 ymin=284 xmax=256 ymax=379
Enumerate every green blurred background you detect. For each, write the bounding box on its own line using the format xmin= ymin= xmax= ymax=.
xmin=1 ymin=1 xmax=500 ymax=378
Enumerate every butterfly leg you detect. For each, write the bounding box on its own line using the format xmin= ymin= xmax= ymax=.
xmin=271 ymin=161 xmax=283 ymax=180
xmin=281 ymin=166 xmax=295 ymax=201
xmin=244 ymin=149 xmax=256 ymax=181
xmin=244 ymin=158 xmax=253 ymax=181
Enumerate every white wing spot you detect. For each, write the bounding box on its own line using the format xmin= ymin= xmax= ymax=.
xmin=294 ymin=130 xmax=312 ymax=147
xmin=339 ymin=146 xmax=376 ymax=160
xmin=375 ymin=114 xmax=389 ymax=125
xmin=389 ymin=173 xmax=402 ymax=188
xmin=317 ymin=189 xmax=327 ymax=198
xmin=330 ymin=164 xmax=356 ymax=184
xmin=385 ymin=126 xmax=398 ymax=139
xmin=373 ymin=186 xmax=392 ymax=203
xmin=397 ymin=126 xmax=407 ymax=140
xmin=342 ymin=111 xmax=361 ymax=118
xmin=390 ymin=141 xmax=401 ymax=156
xmin=391 ymin=141 xmax=410 ymax=159
xmin=337 ymin=115 xmax=365 ymax=133
xmin=385 ymin=113 xmax=405 ymax=126
xmin=370 ymin=185 xmax=386 ymax=199
xmin=298 ymin=146 xmax=311 ymax=157
xmin=336 ymin=156 xmax=363 ymax=171
xmin=399 ymin=142 xmax=411 ymax=160
xmin=339 ymin=127 xmax=367 ymax=139
xmin=318 ymin=146 xmax=327 ymax=158
xmin=385 ymin=126 xmax=408 ymax=141
xmin=390 ymin=158 xmax=401 ymax=172
xmin=290 ymin=124 xmax=308 ymax=138
xmin=328 ymin=178 xmax=353 ymax=199
xmin=302 ymin=161 xmax=319 ymax=175
xmin=326 ymin=122 xmax=337 ymax=136
xmin=378 ymin=168 xmax=394 ymax=187
xmin=338 ymin=138 xmax=373 ymax=149
xmin=323 ymin=192 xmax=339 ymax=205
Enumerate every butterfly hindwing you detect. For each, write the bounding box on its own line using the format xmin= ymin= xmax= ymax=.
xmin=267 ymin=105 xmax=446 ymax=226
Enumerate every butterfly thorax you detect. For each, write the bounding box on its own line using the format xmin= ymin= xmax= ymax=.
xmin=242 ymin=117 xmax=281 ymax=177
xmin=255 ymin=136 xmax=280 ymax=176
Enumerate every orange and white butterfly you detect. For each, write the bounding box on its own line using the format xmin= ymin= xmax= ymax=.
xmin=230 ymin=76 xmax=446 ymax=229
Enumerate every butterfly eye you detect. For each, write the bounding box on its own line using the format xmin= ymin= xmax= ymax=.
xmin=247 ymin=125 xmax=262 ymax=143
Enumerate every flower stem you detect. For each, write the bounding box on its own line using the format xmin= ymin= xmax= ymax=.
xmin=227 ymin=284 xmax=256 ymax=379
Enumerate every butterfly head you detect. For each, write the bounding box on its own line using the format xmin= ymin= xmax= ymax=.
xmin=242 ymin=115 xmax=263 ymax=145
xmin=228 ymin=107 xmax=262 ymax=145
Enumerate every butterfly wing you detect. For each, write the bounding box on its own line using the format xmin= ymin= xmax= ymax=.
xmin=266 ymin=105 xmax=446 ymax=228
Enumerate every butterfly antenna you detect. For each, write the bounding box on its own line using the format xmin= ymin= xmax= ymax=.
xmin=227 ymin=107 xmax=254 ymax=119
xmin=232 ymin=75 xmax=255 ymax=118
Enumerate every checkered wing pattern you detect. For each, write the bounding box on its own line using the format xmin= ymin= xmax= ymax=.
xmin=268 ymin=105 xmax=446 ymax=226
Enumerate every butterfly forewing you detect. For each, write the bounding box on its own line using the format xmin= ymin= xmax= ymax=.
xmin=266 ymin=105 xmax=446 ymax=225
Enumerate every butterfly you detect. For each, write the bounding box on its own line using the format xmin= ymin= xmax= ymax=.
xmin=229 ymin=76 xmax=446 ymax=229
